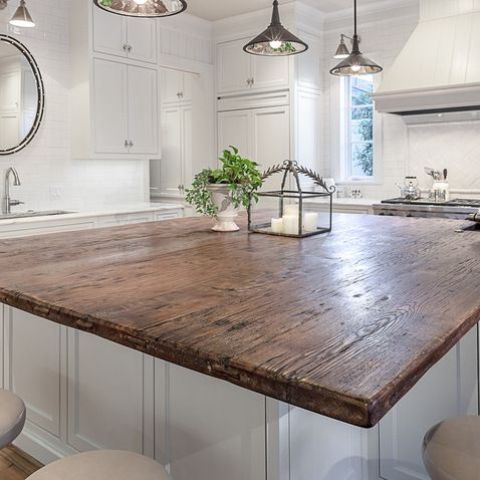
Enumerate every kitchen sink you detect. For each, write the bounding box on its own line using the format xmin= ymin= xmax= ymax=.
xmin=0 ymin=210 xmax=74 ymax=220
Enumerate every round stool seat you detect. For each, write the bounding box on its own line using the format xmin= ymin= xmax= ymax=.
xmin=423 ymin=416 xmax=480 ymax=480
xmin=0 ymin=389 xmax=26 ymax=449
xmin=27 ymin=450 xmax=169 ymax=480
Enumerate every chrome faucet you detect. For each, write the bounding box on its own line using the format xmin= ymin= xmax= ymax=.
xmin=2 ymin=167 xmax=24 ymax=215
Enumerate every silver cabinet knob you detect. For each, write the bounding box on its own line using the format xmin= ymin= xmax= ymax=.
xmin=129 ymin=140 xmax=134 ymax=148
xmin=124 ymin=140 xmax=129 ymax=148
xmin=123 ymin=44 xmax=128 ymax=51
xmin=127 ymin=45 xmax=132 ymax=52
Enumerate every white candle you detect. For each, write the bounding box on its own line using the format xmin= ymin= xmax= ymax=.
xmin=283 ymin=215 xmax=300 ymax=235
xmin=303 ymin=212 xmax=318 ymax=232
xmin=284 ymin=204 xmax=299 ymax=216
xmin=271 ymin=218 xmax=283 ymax=234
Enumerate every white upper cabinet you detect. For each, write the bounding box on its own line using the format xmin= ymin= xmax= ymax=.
xmin=93 ymin=6 xmax=157 ymax=64
xmin=161 ymin=69 xmax=193 ymax=104
xmin=217 ymin=38 xmax=290 ymax=95
xmin=92 ymin=59 xmax=158 ymax=156
xmin=127 ymin=65 xmax=158 ymax=155
xmin=217 ymin=39 xmax=252 ymax=94
xmin=92 ymin=7 xmax=127 ymax=58
xmin=126 ymin=17 xmax=157 ymax=64
xmin=251 ymin=55 xmax=290 ymax=91
xmin=92 ymin=58 xmax=128 ymax=154
xmin=71 ymin=1 xmax=160 ymax=159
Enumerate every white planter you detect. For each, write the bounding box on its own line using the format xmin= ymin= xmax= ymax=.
xmin=207 ymin=184 xmax=240 ymax=232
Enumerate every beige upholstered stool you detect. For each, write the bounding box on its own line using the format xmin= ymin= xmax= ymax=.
xmin=27 ymin=450 xmax=169 ymax=480
xmin=423 ymin=416 xmax=480 ymax=480
xmin=0 ymin=389 xmax=26 ymax=449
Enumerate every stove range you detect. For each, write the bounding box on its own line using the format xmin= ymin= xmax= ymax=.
xmin=373 ymin=198 xmax=480 ymax=219
xmin=381 ymin=198 xmax=480 ymax=208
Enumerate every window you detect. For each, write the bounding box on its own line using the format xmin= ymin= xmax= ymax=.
xmin=342 ymin=75 xmax=375 ymax=180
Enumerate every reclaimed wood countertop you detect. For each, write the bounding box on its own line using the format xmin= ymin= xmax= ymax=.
xmin=0 ymin=214 xmax=479 ymax=427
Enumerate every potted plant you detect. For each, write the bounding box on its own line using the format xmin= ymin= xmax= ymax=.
xmin=185 ymin=146 xmax=263 ymax=232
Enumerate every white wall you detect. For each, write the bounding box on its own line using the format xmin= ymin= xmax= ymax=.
xmin=0 ymin=0 xmax=148 ymax=212
xmin=322 ymin=0 xmax=480 ymax=199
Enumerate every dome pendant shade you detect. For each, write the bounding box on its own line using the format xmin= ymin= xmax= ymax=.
xmin=243 ymin=1 xmax=308 ymax=56
xmin=93 ymin=0 xmax=187 ymax=18
xmin=333 ymin=36 xmax=350 ymax=59
xmin=330 ymin=36 xmax=382 ymax=76
xmin=10 ymin=0 xmax=35 ymax=27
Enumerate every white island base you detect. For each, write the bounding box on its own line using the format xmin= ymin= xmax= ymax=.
xmin=1 ymin=305 xmax=477 ymax=480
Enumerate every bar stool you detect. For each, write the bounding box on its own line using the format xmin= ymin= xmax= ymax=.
xmin=27 ymin=450 xmax=169 ymax=480
xmin=422 ymin=416 xmax=480 ymax=480
xmin=0 ymin=389 xmax=26 ymax=449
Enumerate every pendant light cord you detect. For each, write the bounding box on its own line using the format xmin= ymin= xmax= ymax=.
xmin=354 ymin=0 xmax=357 ymax=37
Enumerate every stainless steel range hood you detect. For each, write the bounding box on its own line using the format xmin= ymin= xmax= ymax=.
xmin=374 ymin=0 xmax=480 ymax=116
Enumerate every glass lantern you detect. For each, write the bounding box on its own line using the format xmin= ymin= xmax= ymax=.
xmin=248 ymin=160 xmax=335 ymax=238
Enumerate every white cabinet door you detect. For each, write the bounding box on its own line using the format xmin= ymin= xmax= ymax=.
xmin=126 ymin=17 xmax=156 ymax=64
xmin=159 ymin=106 xmax=183 ymax=196
xmin=4 ymin=307 xmax=64 ymax=437
xmin=93 ymin=7 xmax=127 ymax=58
xmin=217 ymin=110 xmax=251 ymax=160
xmin=161 ymin=68 xmax=185 ymax=104
xmin=251 ymin=55 xmax=289 ymax=91
xmin=252 ymin=106 xmax=290 ymax=190
xmin=217 ymin=39 xmax=251 ymax=94
xmin=127 ymin=65 xmax=158 ymax=155
xmin=93 ymin=58 xmax=128 ymax=154
xmin=67 ymin=329 xmax=152 ymax=454
xmin=379 ymin=326 xmax=478 ymax=480
xmin=155 ymin=362 xmax=265 ymax=480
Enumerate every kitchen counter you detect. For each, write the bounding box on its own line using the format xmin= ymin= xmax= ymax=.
xmin=0 ymin=202 xmax=183 ymax=227
xmin=0 ymin=214 xmax=479 ymax=428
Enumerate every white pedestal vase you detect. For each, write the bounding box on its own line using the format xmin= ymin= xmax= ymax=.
xmin=207 ymin=184 xmax=240 ymax=232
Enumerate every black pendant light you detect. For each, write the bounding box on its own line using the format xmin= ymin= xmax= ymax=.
xmin=93 ymin=0 xmax=187 ymax=18
xmin=244 ymin=0 xmax=308 ymax=56
xmin=330 ymin=0 xmax=382 ymax=76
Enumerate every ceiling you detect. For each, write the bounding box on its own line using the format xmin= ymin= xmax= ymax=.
xmin=186 ymin=0 xmax=381 ymax=21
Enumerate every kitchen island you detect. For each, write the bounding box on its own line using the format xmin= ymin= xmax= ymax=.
xmin=0 ymin=214 xmax=479 ymax=480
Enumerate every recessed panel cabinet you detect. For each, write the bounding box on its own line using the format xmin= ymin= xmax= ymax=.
xmin=3 ymin=307 xmax=65 ymax=440
xmin=152 ymin=104 xmax=192 ymax=198
xmin=378 ymin=326 xmax=478 ymax=480
xmin=71 ymin=1 xmax=159 ymax=159
xmin=90 ymin=58 xmax=158 ymax=156
xmin=66 ymin=329 xmax=151 ymax=454
xmin=218 ymin=105 xmax=290 ymax=190
xmin=93 ymin=6 xmax=156 ymax=64
xmin=155 ymin=362 xmax=266 ymax=480
xmin=216 ymin=39 xmax=290 ymax=95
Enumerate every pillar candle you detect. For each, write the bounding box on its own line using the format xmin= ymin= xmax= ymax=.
xmin=284 ymin=204 xmax=299 ymax=216
xmin=271 ymin=218 xmax=283 ymax=234
xmin=303 ymin=212 xmax=319 ymax=232
xmin=283 ymin=215 xmax=300 ymax=235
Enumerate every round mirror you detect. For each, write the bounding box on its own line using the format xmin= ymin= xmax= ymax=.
xmin=0 ymin=35 xmax=44 ymax=155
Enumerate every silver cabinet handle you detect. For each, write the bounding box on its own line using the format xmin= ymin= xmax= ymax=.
xmin=129 ymin=140 xmax=134 ymax=148
xmin=123 ymin=44 xmax=128 ymax=52
xmin=127 ymin=45 xmax=132 ymax=52
xmin=124 ymin=140 xmax=129 ymax=148
xmin=251 ymin=77 xmax=255 ymax=86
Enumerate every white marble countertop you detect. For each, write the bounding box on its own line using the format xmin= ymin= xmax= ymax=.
xmin=0 ymin=202 xmax=184 ymax=227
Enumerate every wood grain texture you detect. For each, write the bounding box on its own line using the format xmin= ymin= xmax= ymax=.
xmin=0 ymin=214 xmax=479 ymax=427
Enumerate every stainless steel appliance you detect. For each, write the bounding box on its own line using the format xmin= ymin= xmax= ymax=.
xmin=373 ymin=198 xmax=480 ymax=219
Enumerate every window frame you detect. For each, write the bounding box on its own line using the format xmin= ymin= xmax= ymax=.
xmin=338 ymin=74 xmax=382 ymax=185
